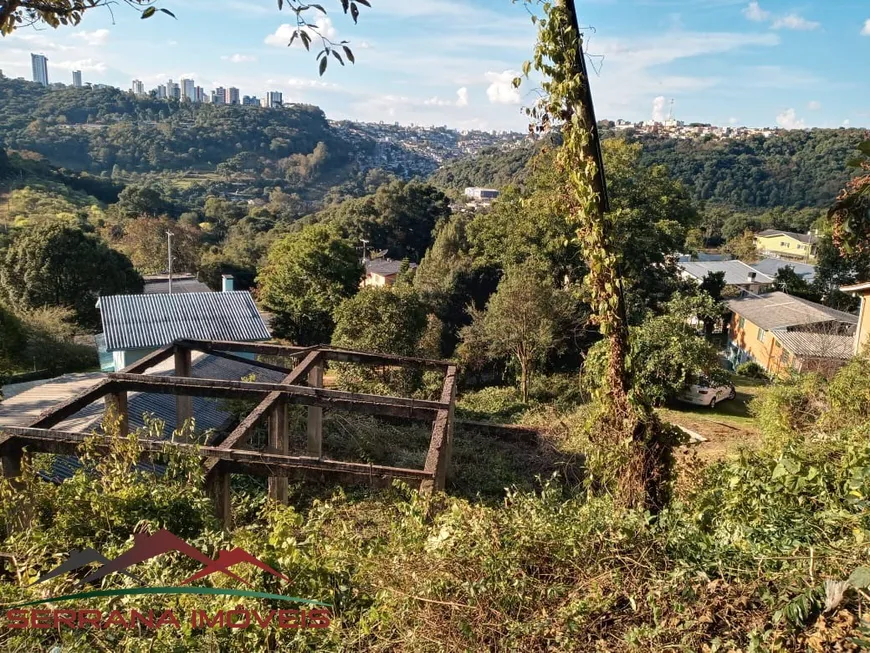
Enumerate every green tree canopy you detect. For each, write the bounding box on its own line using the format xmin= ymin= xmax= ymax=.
xmin=460 ymin=259 xmax=566 ymax=402
xmin=258 ymin=224 xmax=363 ymax=344
xmin=331 ymin=287 xmax=429 ymax=394
xmin=311 ymin=180 xmax=452 ymax=261
xmin=0 ymin=223 xmax=142 ymax=327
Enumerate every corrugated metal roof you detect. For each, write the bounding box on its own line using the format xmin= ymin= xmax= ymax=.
xmin=751 ymin=258 xmax=817 ymax=283
xmin=99 ymin=291 xmax=270 ymax=351
xmin=679 ymin=260 xmax=775 ymax=286
xmin=774 ymin=331 xmax=855 ymax=360
xmin=727 ymin=291 xmax=859 ymax=330
xmin=143 ymin=275 xmax=213 ymax=295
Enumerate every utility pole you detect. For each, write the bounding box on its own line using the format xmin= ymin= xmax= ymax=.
xmin=166 ymin=231 xmax=174 ymax=295
xmin=360 ymin=238 xmax=369 ymax=264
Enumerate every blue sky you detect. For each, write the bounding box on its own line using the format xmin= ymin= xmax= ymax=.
xmin=1 ymin=0 xmax=868 ymax=131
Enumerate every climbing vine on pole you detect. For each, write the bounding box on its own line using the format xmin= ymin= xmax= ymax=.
xmin=516 ymin=0 xmax=679 ymax=510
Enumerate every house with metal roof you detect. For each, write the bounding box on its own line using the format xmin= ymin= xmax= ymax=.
xmin=678 ymin=260 xmax=775 ymax=294
xmin=363 ymin=258 xmax=418 ymax=288
xmin=725 ymin=292 xmax=858 ymax=376
xmin=96 ymin=290 xmax=270 ymax=372
xmin=755 ymin=229 xmax=818 ymax=261
xmin=750 ymin=258 xmax=817 ymax=284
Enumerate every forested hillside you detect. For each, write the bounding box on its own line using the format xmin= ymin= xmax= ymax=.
xmin=430 ymin=128 xmax=866 ymax=211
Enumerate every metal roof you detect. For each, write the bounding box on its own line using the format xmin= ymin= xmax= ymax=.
xmin=773 ymin=331 xmax=855 ymax=360
xmin=679 ymin=260 xmax=775 ymax=286
xmin=98 ymin=291 xmax=270 ymax=351
xmin=1 ymin=353 xmax=287 ymax=482
xmin=143 ymin=274 xmax=213 ymax=295
xmin=365 ymin=258 xmax=417 ymax=278
xmin=756 ymin=229 xmax=817 ymax=244
xmin=750 ymin=258 xmax=817 ymax=283
xmin=727 ymin=291 xmax=859 ymax=331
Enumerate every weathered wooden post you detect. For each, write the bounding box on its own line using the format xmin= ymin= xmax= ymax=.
xmin=206 ymin=467 xmax=232 ymax=529
xmin=268 ymin=399 xmax=289 ymax=504
xmin=421 ymin=365 xmax=457 ymax=493
xmin=174 ymin=345 xmax=193 ymax=434
xmin=306 ymin=361 xmax=324 ymax=458
xmin=103 ymin=390 xmax=129 ymax=436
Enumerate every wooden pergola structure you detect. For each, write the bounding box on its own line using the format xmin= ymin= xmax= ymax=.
xmin=0 ymin=339 xmax=457 ymax=527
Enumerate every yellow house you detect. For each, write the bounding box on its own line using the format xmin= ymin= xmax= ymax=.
xmin=725 ymin=292 xmax=858 ymax=377
xmin=841 ymin=281 xmax=870 ymax=355
xmin=755 ymin=229 xmax=817 ymax=261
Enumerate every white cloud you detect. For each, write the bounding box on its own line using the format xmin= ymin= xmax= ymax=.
xmin=73 ymin=29 xmax=110 ymax=46
xmin=286 ymin=78 xmax=338 ymax=89
xmin=776 ymin=108 xmax=805 ymax=130
xmin=743 ymin=2 xmax=770 ymax=22
xmin=843 ymin=119 xmax=851 ymax=127
xmin=728 ymin=117 xmax=739 ymax=125
xmin=265 ymin=18 xmax=337 ymax=48
xmin=772 ymin=14 xmax=820 ymax=31
xmin=744 ymin=2 xmax=819 ymax=31
xmin=862 ymin=19 xmax=870 ymax=36
xmin=221 ymin=54 xmax=256 ymax=63
xmin=485 ymin=70 xmax=521 ymax=105
xmin=54 ymin=59 xmax=107 ymax=73
xmin=456 ymin=87 xmax=469 ymax=107
xmin=807 ymin=100 xmax=821 ymax=111
xmin=652 ymin=96 xmax=668 ymax=122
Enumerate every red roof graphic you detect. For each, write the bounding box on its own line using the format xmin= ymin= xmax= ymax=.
xmin=180 ymin=547 xmax=291 ymax=585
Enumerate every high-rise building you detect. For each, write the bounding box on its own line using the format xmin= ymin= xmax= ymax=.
xmin=264 ymin=91 xmax=283 ymax=108
xmin=180 ymin=78 xmax=196 ymax=102
xmin=228 ymin=87 xmax=240 ymax=105
xmin=156 ymin=84 xmax=168 ymax=99
xmin=212 ymin=87 xmax=227 ymax=105
xmin=31 ymin=54 xmax=49 ymax=86
xmin=72 ymin=70 xmax=82 ymax=87
xmin=242 ymin=95 xmax=260 ymax=106
xmin=194 ymin=86 xmax=206 ymax=103
xmin=131 ymin=79 xmax=145 ymax=96
xmin=164 ymin=78 xmax=180 ymax=100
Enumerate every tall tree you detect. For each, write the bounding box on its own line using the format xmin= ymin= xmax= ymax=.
xmin=115 ymin=217 xmax=202 ymax=275
xmin=258 ymin=224 xmax=362 ymax=345
xmin=461 ymin=260 xmax=565 ymax=403
xmin=0 ymin=223 xmax=142 ymax=327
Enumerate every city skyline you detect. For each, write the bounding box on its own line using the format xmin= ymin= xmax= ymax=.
xmin=3 ymin=1 xmax=868 ymax=131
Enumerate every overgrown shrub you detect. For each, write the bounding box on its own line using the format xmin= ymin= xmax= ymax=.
xmin=736 ymin=360 xmax=768 ymax=379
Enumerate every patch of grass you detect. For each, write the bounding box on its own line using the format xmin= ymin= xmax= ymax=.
xmin=662 ymin=375 xmax=766 ymax=429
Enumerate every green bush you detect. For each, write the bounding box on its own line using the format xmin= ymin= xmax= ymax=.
xmin=456 ymin=386 xmax=528 ymax=422
xmin=736 ymin=360 xmax=769 ymax=379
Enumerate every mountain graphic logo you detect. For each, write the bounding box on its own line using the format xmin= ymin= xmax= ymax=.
xmin=12 ymin=529 xmax=325 ymax=610
xmin=32 ymin=529 xmax=290 ymax=589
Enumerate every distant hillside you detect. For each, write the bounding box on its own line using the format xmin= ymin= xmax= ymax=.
xmin=429 ymin=128 xmax=866 ymax=210
xmin=427 ymin=144 xmax=536 ymax=194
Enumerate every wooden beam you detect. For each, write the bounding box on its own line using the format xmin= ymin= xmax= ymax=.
xmin=0 ymin=427 xmax=433 ymax=483
xmin=268 ymin=399 xmax=289 ymax=504
xmin=421 ymin=365 xmax=457 ymax=493
xmin=190 ymin=348 xmax=295 ymax=375
xmin=178 ymin=339 xmax=315 ymax=358
xmin=174 ymin=346 xmax=193 ymax=435
xmin=319 ymin=346 xmax=451 ymax=370
xmin=107 ymin=373 xmax=446 ymax=420
xmin=179 ymin=339 xmax=451 ymax=370
xmin=203 ymin=350 xmax=324 ymax=475
xmin=103 ymin=391 xmax=129 ymax=437
xmin=119 ymin=344 xmax=176 ymax=375
xmin=27 ymin=378 xmax=115 ymax=429
xmin=307 ymin=361 xmax=324 ymax=458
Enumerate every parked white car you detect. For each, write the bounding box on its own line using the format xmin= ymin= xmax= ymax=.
xmin=678 ymin=376 xmax=736 ymax=409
